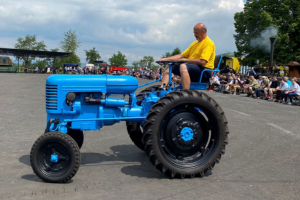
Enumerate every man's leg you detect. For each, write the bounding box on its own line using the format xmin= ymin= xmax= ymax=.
xmin=179 ymin=64 xmax=190 ymax=90
xmin=264 ymin=88 xmax=268 ymax=97
xmin=249 ymin=87 xmax=253 ymax=94
xmin=284 ymin=93 xmax=288 ymax=102
xmin=161 ymin=65 xmax=170 ymax=88
xmin=288 ymin=92 xmax=297 ymax=103
xmin=269 ymin=88 xmax=274 ymax=98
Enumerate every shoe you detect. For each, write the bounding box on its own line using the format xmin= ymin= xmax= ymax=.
xmin=274 ymin=99 xmax=278 ymax=102
xmin=246 ymin=94 xmax=251 ymax=97
xmin=236 ymin=93 xmax=240 ymax=95
xmin=263 ymin=97 xmax=268 ymax=100
xmin=287 ymin=102 xmax=292 ymax=105
xmin=233 ymin=93 xmax=236 ymax=95
xmin=282 ymin=101 xmax=287 ymax=104
xmin=268 ymin=98 xmax=273 ymax=101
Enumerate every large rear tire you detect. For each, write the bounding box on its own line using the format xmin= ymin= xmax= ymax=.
xmin=126 ymin=85 xmax=161 ymax=151
xmin=30 ymin=132 xmax=81 ymax=183
xmin=143 ymin=90 xmax=229 ymax=178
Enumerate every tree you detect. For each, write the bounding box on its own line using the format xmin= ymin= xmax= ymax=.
xmin=234 ymin=0 xmax=300 ymax=66
xmin=109 ymin=51 xmax=127 ymax=66
xmin=14 ymin=35 xmax=47 ymax=68
xmin=60 ymin=29 xmax=81 ymax=65
xmin=85 ymin=47 xmax=101 ymax=65
xmin=222 ymin=51 xmax=235 ymax=57
xmin=162 ymin=47 xmax=181 ymax=58
xmin=49 ymin=48 xmax=63 ymax=70
xmin=140 ymin=56 xmax=154 ymax=69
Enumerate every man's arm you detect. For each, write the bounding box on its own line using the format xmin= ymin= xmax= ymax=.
xmin=268 ymin=81 xmax=272 ymax=87
xmin=159 ymin=54 xmax=184 ymax=61
xmin=179 ymin=58 xmax=208 ymax=66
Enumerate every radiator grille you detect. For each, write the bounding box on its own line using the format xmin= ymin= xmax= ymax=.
xmin=46 ymin=85 xmax=58 ymax=110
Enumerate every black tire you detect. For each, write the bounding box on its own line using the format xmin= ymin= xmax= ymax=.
xmin=30 ymin=132 xmax=81 ymax=183
xmin=67 ymin=129 xmax=84 ymax=149
xmin=126 ymin=121 xmax=145 ymax=151
xmin=143 ymin=90 xmax=229 ymax=178
xmin=126 ymin=85 xmax=161 ymax=151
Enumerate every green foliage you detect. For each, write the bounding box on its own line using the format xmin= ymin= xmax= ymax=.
xmin=60 ymin=29 xmax=81 ymax=65
xmin=32 ymin=59 xmax=47 ymax=69
xmin=85 ymin=47 xmax=101 ymax=65
xmin=234 ymin=0 xmax=300 ymax=66
xmin=64 ymin=53 xmax=81 ymax=66
xmin=222 ymin=51 xmax=235 ymax=58
xmin=60 ymin=29 xmax=81 ymax=53
xmin=162 ymin=47 xmax=181 ymax=58
xmin=15 ymin=35 xmax=47 ymax=51
xmin=14 ymin=34 xmax=47 ymax=68
xmin=140 ymin=56 xmax=154 ymax=69
xmin=109 ymin=51 xmax=127 ymax=66
xmin=49 ymin=48 xmax=62 ymax=70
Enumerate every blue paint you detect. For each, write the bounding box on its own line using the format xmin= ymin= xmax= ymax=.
xmin=44 ymin=57 xmax=223 ymax=134
xmin=180 ymin=127 xmax=194 ymax=142
xmin=50 ymin=155 xmax=58 ymax=162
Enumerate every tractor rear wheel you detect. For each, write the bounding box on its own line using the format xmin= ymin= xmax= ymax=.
xmin=143 ymin=90 xmax=229 ymax=178
xmin=30 ymin=132 xmax=81 ymax=183
xmin=126 ymin=85 xmax=161 ymax=151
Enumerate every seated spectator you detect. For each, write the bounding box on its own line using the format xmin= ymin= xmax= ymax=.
xmin=224 ymin=75 xmax=233 ymax=93
xmin=293 ymin=77 xmax=300 ymax=85
xmin=274 ymin=78 xmax=289 ymax=102
xmin=218 ymin=75 xmax=228 ymax=92
xmin=210 ymin=72 xmax=220 ymax=91
xmin=247 ymin=76 xmax=259 ymax=97
xmin=283 ymin=79 xmax=300 ymax=104
xmin=257 ymin=76 xmax=263 ymax=85
xmin=230 ymin=74 xmax=241 ymax=95
xmin=242 ymin=75 xmax=250 ymax=93
xmin=255 ymin=76 xmax=269 ymax=99
xmin=264 ymin=76 xmax=279 ymax=101
xmin=284 ymin=77 xmax=292 ymax=87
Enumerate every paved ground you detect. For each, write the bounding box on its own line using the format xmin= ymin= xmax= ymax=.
xmin=0 ymin=73 xmax=299 ymax=200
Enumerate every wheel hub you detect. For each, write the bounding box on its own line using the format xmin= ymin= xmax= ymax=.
xmin=50 ymin=154 xmax=58 ymax=163
xmin=180 ymin=127 xmax=194 ymax=141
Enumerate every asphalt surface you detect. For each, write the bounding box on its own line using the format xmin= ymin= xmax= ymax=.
xmin=0 ymin=73 xmax=299 ymax=200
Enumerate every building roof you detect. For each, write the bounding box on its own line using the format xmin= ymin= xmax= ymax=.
xmin=0 ymin=47 xmax=71 ymax=58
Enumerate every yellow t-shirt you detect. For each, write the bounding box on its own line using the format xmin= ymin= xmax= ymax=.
xmin=181 ymin=36 xmax=215 ymax=69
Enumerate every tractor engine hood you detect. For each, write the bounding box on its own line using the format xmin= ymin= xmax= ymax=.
xmin=46 ymin=74 xmax=138 ymax=94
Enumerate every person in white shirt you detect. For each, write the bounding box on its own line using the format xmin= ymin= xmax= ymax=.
xmin=210 ymin=72 xmax=220 ymax=90
xmin=257 ymin=76 xmax=263 ymax=85
xmin=224 ymin=75 xmax=234 ymax=93
xmin=283 ymin=79 xmax=300 ymax=104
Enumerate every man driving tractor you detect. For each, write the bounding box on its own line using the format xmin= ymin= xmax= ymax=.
xmin=159 ymin=23 xmax=215 ymax=89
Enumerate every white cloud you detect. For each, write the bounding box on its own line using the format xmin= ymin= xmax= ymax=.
xmin=0 ymin=0 xmax=244 ymax=64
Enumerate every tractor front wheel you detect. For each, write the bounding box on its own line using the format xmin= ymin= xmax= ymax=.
xmin=30 ymin=132 xmax=81 ymax=183
xmin=143 ymin=90 xmax=229 ymax=178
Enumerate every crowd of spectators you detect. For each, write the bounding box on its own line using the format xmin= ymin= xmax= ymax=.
xmin=210 ymin=71 xmax=300 ymax=105
xmin=130 ymin=69 xmax=161 ymax=80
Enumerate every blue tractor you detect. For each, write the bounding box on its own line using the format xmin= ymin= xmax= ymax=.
xmin=30 ymin=58 xmax=229 ymax=183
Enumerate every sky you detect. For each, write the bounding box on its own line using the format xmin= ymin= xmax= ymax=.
xmin=0 ymin=0 xmax=245 ymax=65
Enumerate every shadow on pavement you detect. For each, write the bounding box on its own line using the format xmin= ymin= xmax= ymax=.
xmin=21 ymin=174 xmax=73 ymax=183
xmin=19 ymin=144 xmax=211 ymax=180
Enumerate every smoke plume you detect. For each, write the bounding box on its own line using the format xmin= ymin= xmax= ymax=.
xmin=250 ymin=26 xmax=278 ymax=53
